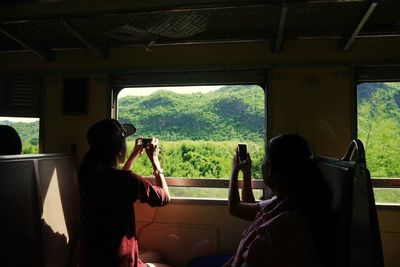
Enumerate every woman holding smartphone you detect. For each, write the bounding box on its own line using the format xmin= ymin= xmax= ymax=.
xmin=225 ymin=134 xmax=334 ymax=267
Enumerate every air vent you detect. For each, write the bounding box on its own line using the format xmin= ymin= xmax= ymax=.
xmin=0 ymin=75 xmax=40 ymax=117
xmin=10 ymin=76 xmax=34 ymax=107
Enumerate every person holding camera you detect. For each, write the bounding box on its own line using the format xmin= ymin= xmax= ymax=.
xmin=78 ymin=119 xmax=170 ymax=267
xmin=225 ymin=134 xmax=334 ymax=267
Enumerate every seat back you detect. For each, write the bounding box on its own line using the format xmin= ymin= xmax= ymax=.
xmin=0 ymin=154 xmax=79 ymax=267
xmin=0 ymin=159 xmax=42 ymax=267
xmin=315 ymin=139 xmax=384 ymax=267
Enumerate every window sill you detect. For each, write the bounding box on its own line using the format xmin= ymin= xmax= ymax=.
xmin=376 ymin=203 xmax=400 ymax=210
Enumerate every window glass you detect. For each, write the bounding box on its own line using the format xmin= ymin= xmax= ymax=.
xmin=0 ymin=116 xmax=40 ymax=154
xmin=117 ymin=85 xmax=265 ymax=199
xmin=357 ymin=82 xmax=400 ymax=204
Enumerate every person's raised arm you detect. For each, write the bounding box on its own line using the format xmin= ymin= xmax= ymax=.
xmin=146 ymin=138 xmax=170 ymax=202
xmin=241 ymin=153 xmax=256 ymax=203
xmin=228 ymin=149 xmax=260 ymax=222
xmin=123 ymin=138 xmax=144 ymax=170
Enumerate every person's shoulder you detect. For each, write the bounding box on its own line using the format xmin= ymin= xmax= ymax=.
xmin=113 ymin=169 xmax=141 ymax=178
xmin=258 ymin=195 xmax=278 ymax=211
xmin=113 ymin=169 xmax=150 ymax=185
xmin=257 ymin=208 xmax=313 ymax=251
xmin=259 ymin=205 xmax=308 ymax=229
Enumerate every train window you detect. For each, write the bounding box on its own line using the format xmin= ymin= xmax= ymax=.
xmin=0 ymin=116 xmax=40 ymax=154
xmin=357 ymin=82 xmax=400 ymax=205
xmin=117 ymin=85 xmax=265 ymax=200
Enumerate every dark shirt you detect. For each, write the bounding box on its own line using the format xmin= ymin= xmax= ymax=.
xmin=79 ymin=167 xmax=169 ymax=267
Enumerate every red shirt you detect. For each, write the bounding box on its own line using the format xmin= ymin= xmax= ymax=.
xmin=79 ymin=168 xmax=169 ymax=267
xmin=229 ymin=197 xmax=316 ymax=267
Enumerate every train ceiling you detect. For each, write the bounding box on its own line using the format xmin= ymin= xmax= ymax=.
xmin=0 ymin=0 xmax=399 ymax=60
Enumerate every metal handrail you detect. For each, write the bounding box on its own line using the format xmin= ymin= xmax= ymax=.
xmin=371 ymin=178 xmax=400 ymax=188
xmin=143 ymin=176 xmax=400 ymax=189
xmin=143 ymin=176 xmax=265 ymax=189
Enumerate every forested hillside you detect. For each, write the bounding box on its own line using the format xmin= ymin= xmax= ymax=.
xmin=118 ymin=85 xmax=265 ymax=142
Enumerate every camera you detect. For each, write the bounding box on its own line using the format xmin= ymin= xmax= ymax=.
xmin=142 ymin=138 xmax=152 ymax=147
xmin=238 ymin=143 xmax=247 ymax=162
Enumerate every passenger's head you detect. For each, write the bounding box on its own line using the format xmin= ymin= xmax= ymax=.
xmin=262 ymin=134 xmax=314 ymax=197
xmin=0 ymin=125 xmax=22 ymax=155
xmin=86 ymin=119 xmax=136 ymax=164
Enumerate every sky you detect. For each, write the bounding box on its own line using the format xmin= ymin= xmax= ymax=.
xmin=118 ymin=85 xmax=223 ymax=98
xmin=0 ymin=117 xmax=39 ymax=123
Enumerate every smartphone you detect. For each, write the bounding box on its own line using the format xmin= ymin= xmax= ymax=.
xmin=142 ymin=138 xmax=152 ymax=147
xmin=238 ymin=143 xmax=247 ymax=162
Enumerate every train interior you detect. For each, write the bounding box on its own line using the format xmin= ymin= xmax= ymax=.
xmin=0 ymin=1 xmax=400 ymax=267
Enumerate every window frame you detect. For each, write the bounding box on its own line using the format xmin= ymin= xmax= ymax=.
xmin=110 ymin=68 xmax=268 ymax=203
xmin=0 ymin=75 xmax=43 ymax=153
xmin=354 ymin=66 xmax=400 ymax=206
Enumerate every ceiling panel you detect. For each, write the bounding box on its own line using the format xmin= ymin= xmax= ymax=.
xmin=0 ymin=1 xmax=399 ymax=55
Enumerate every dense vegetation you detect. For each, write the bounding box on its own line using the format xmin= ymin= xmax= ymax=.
xmin=118 ymin=85 xmax=265 ymax=142
xmin=357 ymin=83 xmax=400 ymax=204
xmin=357 ymin=83 xmax=400 ymax=178
xmin=119 ymin=85 xmax=265 ymax=179
xmin=126 ymin=140 xmax=264 ymax=179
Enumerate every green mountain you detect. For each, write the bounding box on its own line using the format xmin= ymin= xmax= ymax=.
xmin=118 ymin=85 xmax=265 ymax=142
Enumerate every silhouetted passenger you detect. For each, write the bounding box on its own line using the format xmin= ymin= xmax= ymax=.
xmin=0 ymin=125 xmax=22 ymax=155
xmin=225 ymin=134 xmax=334 ymax=267
xmin=78 ymin=119 xmax=170 ymax=267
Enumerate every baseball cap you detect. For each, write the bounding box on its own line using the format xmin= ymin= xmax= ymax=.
xmin=87 ymin=119 xmax=136 ymax=149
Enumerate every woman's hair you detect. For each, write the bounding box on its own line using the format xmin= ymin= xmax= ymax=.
xmin=0 ymin=125 xmax=22 ymax=155
xmin=79 ymin=120 xmax=128 ymax=183
xmin=84 ymin=119 xmax=130 ymax=163
xmin=87 ymin=133 xmax=127 ymax=163
xmin=266 ymin=134 xmax=334 ymax=264
xmin=266 ymin=134 xmax=315 ymax=196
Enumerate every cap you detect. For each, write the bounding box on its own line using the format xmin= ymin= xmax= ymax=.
xmin=87 ymin=119 xmax=136 ymax=149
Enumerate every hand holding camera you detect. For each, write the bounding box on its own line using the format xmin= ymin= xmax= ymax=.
xmin=130 ymin=137 xmax=157 ymax=158
xmin=143 ymin=137 xmax=160 ymax=159
xmin=123 ymin=137 xmax=154 ymax=170
xmin=143 ymin=137 xmax=163 ymax=174
xmin=232 ymin=143 xmax=252 ymax=174
xmin=141 ymin=138 xmax=153 ymax=148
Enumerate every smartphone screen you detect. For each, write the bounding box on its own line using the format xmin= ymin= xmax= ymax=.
xmin=238 ymin=143 xmax=247 ymax=162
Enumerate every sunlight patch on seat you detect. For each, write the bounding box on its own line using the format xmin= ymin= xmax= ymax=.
xmin=41 ymin=168 xmax=69 ymax=243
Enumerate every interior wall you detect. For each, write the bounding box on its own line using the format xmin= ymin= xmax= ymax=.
xmin=377 ymin=209 xmax=400 ymax=267
xmin=269 ymin=67 xmax=353 ymax=157
xmin=0 ymin=37 xmax=400 ymax=72
xmin=135 ymin=202 xmax=250 ymax=267
xmin=43 ymin=75 xmax=109 ymax=162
